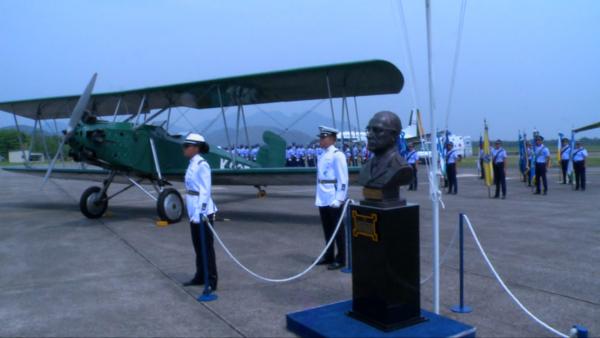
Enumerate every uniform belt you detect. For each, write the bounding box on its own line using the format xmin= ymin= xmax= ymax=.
xmin=318 ymin=179 xmax=338 ymax=184
xmin=186 ymin=190 xmax=199 ymax=196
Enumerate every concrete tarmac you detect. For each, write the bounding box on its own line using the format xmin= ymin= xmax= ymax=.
xmin=0 ymin=166 xmax=598 ymax=337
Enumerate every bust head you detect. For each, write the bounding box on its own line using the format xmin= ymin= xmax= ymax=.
xmin=358 ymin=111 xmax=412 ymax=206
xmin=366 ymin=111 xmax=402 ymax=156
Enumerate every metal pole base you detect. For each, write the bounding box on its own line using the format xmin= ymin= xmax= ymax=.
xmin=197 ymin=292 xmax=218 ymax=302
xmin=570 ymin=325 xmax=588 ymax=338
xmin=450 ymin=305 xmax=472 ymax=313
xmin=340 ymin=267 xmax=352 ymax=274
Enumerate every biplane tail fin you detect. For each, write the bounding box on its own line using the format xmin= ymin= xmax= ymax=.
xmin=256 ymin=131 xmax=286 ymax=168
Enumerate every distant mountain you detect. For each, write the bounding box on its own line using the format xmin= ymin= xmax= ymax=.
xmin=171 ymin=109 xmax=337 ymax=146
xmin=204 ymin=126 xmax=314 ymax=147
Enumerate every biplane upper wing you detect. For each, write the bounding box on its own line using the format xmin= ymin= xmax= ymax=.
xmin=0 ymin=60 xmax=403 ymax=120
xmin=573 ymin=121 xmax=600 ymax=133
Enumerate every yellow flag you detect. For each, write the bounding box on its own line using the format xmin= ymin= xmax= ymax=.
xmin=416 ymin=109 xmax=426 ymax=138
xmin=483 ymin=120 xmax=494 ymax=187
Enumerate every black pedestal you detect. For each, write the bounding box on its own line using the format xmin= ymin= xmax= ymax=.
xmin=348 ymin=203 xmax=424 ymax=331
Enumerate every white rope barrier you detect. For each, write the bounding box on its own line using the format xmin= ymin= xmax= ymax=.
xmin=462 ymin=214 xmax=568 ymax=338
xmin=203 ymin=199 xmax=352 ymax=283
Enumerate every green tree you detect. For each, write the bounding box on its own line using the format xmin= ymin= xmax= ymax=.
xmin=0 ymin=130 xmax=30 ymax=160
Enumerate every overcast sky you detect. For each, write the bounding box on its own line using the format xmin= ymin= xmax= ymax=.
xmin=1 ymin=0 xmax=599 ymax=139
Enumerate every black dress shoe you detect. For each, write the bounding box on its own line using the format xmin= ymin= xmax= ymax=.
xmin=327 ymin=262 xmax=344 ymax=270
xmin=317 ymin=258 xmax=333 ymax=266
xmin=182 ymin=278 xmax=204 ymax=287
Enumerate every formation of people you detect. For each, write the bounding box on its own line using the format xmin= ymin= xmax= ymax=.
xmin=475 ymin=134 xmax=590 ymax=198
xmin=284 ymin=143 xmax=371 ymax=167
xmin=222 ymin=144 xmax=261 ymax=162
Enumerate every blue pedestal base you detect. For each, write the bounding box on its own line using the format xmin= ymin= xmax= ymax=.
xmin=197 ymin=293 xmax=218 ymax=302
xmin=287 ymin=300 xmax=476 ymax=338
xmin=451 ymin=305 xmax=473 ymax=313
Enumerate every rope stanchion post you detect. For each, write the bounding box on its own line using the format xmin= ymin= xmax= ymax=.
xmin=341 ymin=202 xmax=352 ymax=274
xmin=197 ymin=218 xmax=217 ymax=302
xmin=451 ymin=213 xmax=472 ymax=313
xmin=569 ymin=325 xmax=588 ymax=338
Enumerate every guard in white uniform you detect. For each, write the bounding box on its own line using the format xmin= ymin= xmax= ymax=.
xmin=491 ymin=139 xmax=508 ymax=199
xmin=182 ymin=133 xmax=218 ymax=290
xmin=315 ymin=126 xmax=349 ymax=270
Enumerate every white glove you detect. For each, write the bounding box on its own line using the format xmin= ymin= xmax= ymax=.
xmin=329 ymin=200 xmax=342 ymax=208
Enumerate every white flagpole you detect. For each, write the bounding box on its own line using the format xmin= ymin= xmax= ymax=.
xmin=425 ymin=0 xmax=440 ymax=314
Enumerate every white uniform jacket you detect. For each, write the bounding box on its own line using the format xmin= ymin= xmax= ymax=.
xmin=185 ymin=154 xmax=217 ymax=223
xmin=315 ymin=145 xmax=349 ymax=207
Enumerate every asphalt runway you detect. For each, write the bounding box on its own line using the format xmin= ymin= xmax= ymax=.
xmin=1 ymin=166 xmax=598 ymax=337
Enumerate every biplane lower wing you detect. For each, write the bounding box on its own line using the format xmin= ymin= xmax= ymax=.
xmin=1 ymin=167 xmax=361 ymax=186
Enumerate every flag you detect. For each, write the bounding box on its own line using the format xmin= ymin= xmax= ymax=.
xmin=483 ymin=120 xmax=493 ymax=188
xmin=397 ymin=131 xmax=408 ymax=156
xmin=437 ymin=130 xmax=446 ymax=177
xmin=477 ymin=135 xmax=483 ymax=174
xmin=518 ymin=131 xmax=526 ymax=178
xmin=557 ymin=132 xmax=564 ymax=162
xmin=416 ymin=109 xmax=426 ymax=139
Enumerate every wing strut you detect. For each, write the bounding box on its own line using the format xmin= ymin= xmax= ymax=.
xmin=353 ymin=96 xmax=362 ymax=142
xmin=217 ymin=86 xmax=233 ymax=150
xmin=325 ymin=73 xmax=337 ymax=128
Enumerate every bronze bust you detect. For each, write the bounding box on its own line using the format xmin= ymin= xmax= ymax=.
xmin=358 ymin=111 xmax=413 ymax=206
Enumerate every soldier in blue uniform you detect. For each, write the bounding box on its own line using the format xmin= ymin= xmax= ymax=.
xmin=404 ymin=142 xmax=419 ymax=191
xmin=306 ymin=145 xmax=316 ymax=167
xmin=559 ymin=138 xmax=571 ymax=184
xmin=181 ymin=133 xmax=218 ymax=290
xmin=573 ymin=141 xmax=588 ymax=191
xmin=296 ymin=145 xmax=306 ymax=167
xmin=315 ymin=126 xmax=349 ymax=270
xmin=445 ymin=142 xmax=460 ymax=194
xmin=533 ymin=135 xmax=550 ymax=195
xmin=360 ymin=144 xmax=369 ymax=164
xmin=250 ymin=144 xmax=259 ymax=162
xmin=491 ymin=139 xmax=508 ymax=199
xmin=285 ymin=146 xmax=293 ymax=167
xmin=352 ymin=144 xmax=359 ymax=166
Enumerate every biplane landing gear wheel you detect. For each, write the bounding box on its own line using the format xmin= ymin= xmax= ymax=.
xmin=80 ymin=186 xmax=108 ymax=219
xmin=157 ymin=188 xmax=183 ymax=224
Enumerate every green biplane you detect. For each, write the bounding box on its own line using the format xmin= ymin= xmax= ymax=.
xmin=0 ymin=60 xmax=404 ymax=223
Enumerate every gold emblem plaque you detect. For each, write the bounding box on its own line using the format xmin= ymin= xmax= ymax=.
xmin=351 ymin=210 xmax=379 ymax=242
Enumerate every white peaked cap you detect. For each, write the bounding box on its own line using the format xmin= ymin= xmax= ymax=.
xmin=184 ymin=133 xmax=206 ymax=144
